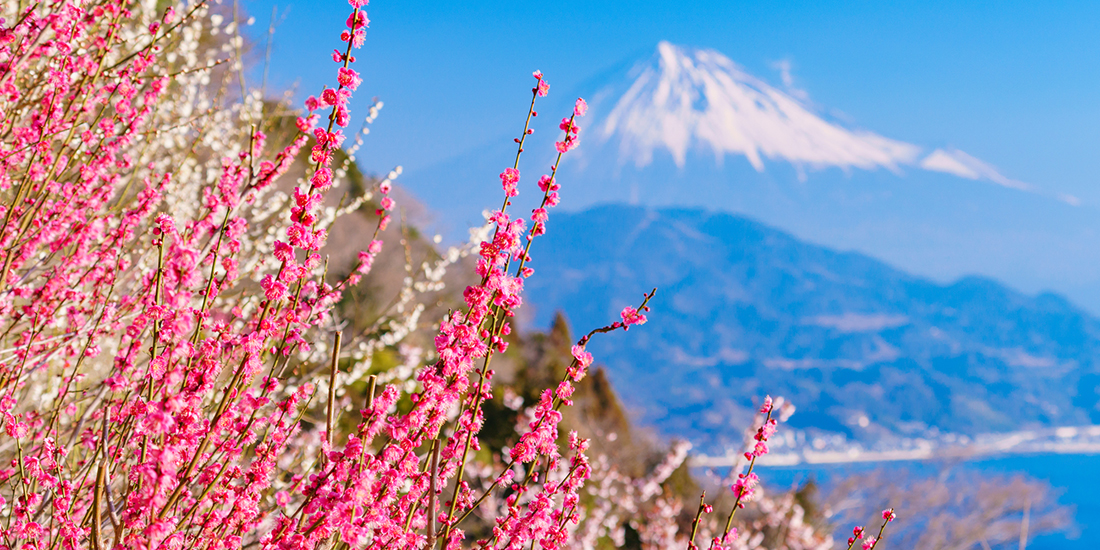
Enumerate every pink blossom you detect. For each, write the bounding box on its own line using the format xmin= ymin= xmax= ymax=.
xmin=620 ymin=305 xmax=647 ymax=328
xmin=533 ymin=70 xmax=550 ymax=96
xmin=261 ymin=274 xmax=288 ymax=301
xmin=274 ymin=240 xmax=294 ymax=262
xmin=500 ymin=167 xmax=520 ymax=197
xmin=760 ymin=395 xmax=773 ymax=414
xmin=347 ymin=10 xmax=369 ymax=29
xmin=752 ymin=441 xmax=768 ymax=457
xmin=571 ymin=344 xmax=593 ymax=368
xmin=731 ymin=472 xmax=759 ymax=502
xmin=4 ymin=415 xmax=27 ymax=439
xmin=153 ymin=213 xmax=175 ymax=235
xmin=337 ymin=67 xmax=362 ymax=90
xmin=574 ymin=97 xmax=588 ymax=117
xmin=538 ymin=174 xmax=557 ymax=192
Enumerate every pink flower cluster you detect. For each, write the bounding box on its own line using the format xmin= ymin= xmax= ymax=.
xmin=620 ymin=304 xmax=648 ymax=329
xmin=672 ymin=396 xmax=841 ymax=550
xmin=0 ymin=1 xmax=892 ymax=549
xmin=554 ymin=102 xmax=584 ymax=153
xmin=724 ymin=397 xmax=778 ymax=515
xmin=845 ymin=509 xmax=897 ymax=550
xmin=533 ymin=70 xmax=550 ymax=97
xmin=848 ymin=525 xmax=866 ymax=548
xmin=500 ymin=167 xmax=520 ymax=198
xmin=0 ymin=1 xmax=438 ymax=548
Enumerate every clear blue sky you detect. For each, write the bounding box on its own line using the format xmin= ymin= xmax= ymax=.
xmin=243 ymin=0 xmax=1100 ymax=204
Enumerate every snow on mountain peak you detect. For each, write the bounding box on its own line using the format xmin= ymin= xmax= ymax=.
xmin=919 ymin=148 xmax=1079 ymax=204
xmin=920 ymin=148 xmax=1031 ymax=190
xmin=598 ymin=41 xmax=921 ymax=172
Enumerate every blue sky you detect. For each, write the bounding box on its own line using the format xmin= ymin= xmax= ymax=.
xmin=244 ymin=0 xmax=1100 ymax=202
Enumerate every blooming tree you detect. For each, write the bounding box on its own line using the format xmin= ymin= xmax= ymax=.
xmin=0 ymin=1 xmax=893 ymax=549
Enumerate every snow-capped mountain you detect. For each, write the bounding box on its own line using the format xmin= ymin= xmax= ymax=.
xmin=581 ymin=41 xmax=1062 ymax=199
xmin=596 ymin=41 xmax=920 ymax=173
xmin=406 ymin=41 xmax=1100 ymax=313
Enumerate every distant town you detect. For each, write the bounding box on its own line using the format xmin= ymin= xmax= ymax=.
xmin=692 ymin=425 xmax=1100 ymax=467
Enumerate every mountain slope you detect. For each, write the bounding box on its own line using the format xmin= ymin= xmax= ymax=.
xmin=523 ymin=205 xmax=1100 ymax=451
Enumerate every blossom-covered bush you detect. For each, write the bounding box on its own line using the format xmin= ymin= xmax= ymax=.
xmin=0 ymin=1 xmax=892 ymax=549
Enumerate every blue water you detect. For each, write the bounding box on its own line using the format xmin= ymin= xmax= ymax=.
xmin=750 ymin=453 xmax=1100 ymax=549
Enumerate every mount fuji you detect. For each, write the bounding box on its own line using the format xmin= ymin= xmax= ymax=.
xmin=406 ymin=41 xmax=1100 ymax=313
xmin=581 ymin=42 xmax=1074 ymax=202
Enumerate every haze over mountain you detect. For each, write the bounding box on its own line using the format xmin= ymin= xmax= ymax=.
xmin=523 ymin=205 xmax=1100 ymax=452
xmin=407 ymin=41 xmax=1100 ymax=313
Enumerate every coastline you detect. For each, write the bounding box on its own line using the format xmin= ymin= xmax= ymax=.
xmin=691 ymin=424 xmax=1100 ymax=467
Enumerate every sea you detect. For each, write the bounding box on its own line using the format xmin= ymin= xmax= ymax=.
xmin=750 ymin=453 xmax=1100 ymax=549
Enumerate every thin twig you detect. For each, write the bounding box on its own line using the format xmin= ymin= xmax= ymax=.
xmin=427 ymin=439 xmax=440 ymax=549
xmin=326 ymin=331 xmax=343 ymax=452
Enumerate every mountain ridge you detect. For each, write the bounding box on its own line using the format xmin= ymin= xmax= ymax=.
xmin=523 ymin=204 xmax=1100 ymax=451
